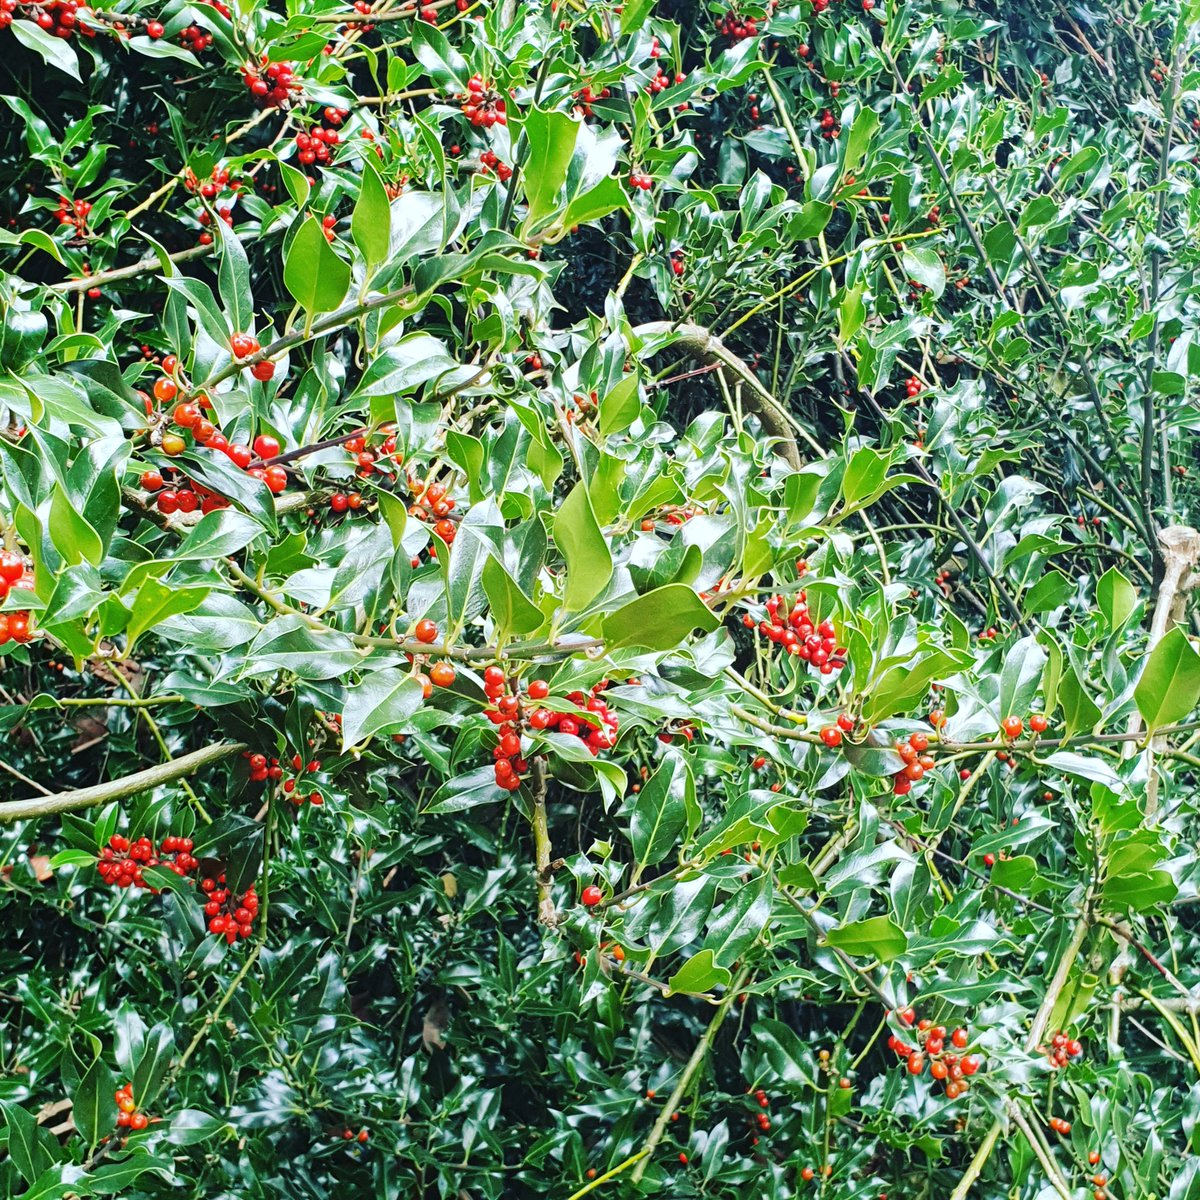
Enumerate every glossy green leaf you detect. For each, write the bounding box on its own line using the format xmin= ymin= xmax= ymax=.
xmin=1135 ymin=627 xmax=1200 ymax=733
xmin=553 ymin=480 xmax=611 ymax=613
xmin=825 ymin=916 xmax=907 ymax=962
xmin=284 ymin=216 xmax=351 ymax=317
xmin=603 ymin=584 xmax=718 ymax=651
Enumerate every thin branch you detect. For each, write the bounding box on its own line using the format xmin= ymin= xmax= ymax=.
xmin=0 ymin=742 xmax=246 ymax=823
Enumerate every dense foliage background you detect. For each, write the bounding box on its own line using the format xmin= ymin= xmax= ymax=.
xmin=2 ymin=0 xmax=1200 ymax=1196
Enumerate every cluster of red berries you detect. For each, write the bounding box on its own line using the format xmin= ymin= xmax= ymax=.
xmin=1041 ymin=1029 xmax=1083 ymax=1070
xmin=478 ymin=149 xmax=512 ymax=181
xmin=646 ymin=65 xmax=685 ymax=94
xmin=11 ymin=0 xmax=93 ymax=39
xmin=347 ymin=0 xmax=374 ymax=29
xmin=97 ymin=834 xmax=197 ymax=890
xmin=55 ymin=196 xmax=92 ymax=236
xmin=572 ymin=83 xmax=610 ymax=117
xmin=1001 ymin=713 xmax=1048 ymax=739
xmin=460 ymin=74 xmax=506 ymax=127
xmin=341 ymin=1127 xmax=370 ymax=1143
xmin=201 ymin=874 xmax=258 ymax=943
xmin=749 ymin=1087 xmax=772 ymax=1134
xmin=890 ymin=729 xmax=936 ymax=795
xmin=140 ymin=465 xmax=233 ymax=516
xmin=628 ymin=171 xmax=653 ymax=191
xmin=245 ymin=750 xmax=283 ymax=784
xmin=230 ymin=331 xmax=275 ymax=381
xmin=151 ymin=377 xmax=288 ymax=490
xmin=818 ymin=108 xmax=841 ymax=139
xmin=345 ymin=428 xmax=401 ymax=480
xmin=279 ymin=753 xmax=324 ymax=806
xmin=904 ymin=375 xmax=923 ymax=398
xmin=114 ymin=1083 xmax=150 ymax=1131
xmin=890 ymin=1009 xmax=982 ymax=1100
xmin=328 ymin=490 xmax=365 ymax=515
xmin=0 ymin=551 xmax=35 ymax=645
xmin=242 ymin=57 xmax=301 ymax=107
xmin=178 ymin=19 xmax=212 ymax=51
xmin=294 ymin=123 xmax=342 ymax=168
xmin=1049 ymin=1116 xmax=1072 ymax=1136
xmin=742 ymin=592 xmax=846 ymax=674
xmin=184 ymin=164 xmax=233 ymax=199
xmin=715 ymin=8 xmax=761 ymax=41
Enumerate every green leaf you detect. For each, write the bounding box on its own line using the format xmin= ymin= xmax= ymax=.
xmin=10 ymin=18 xmax=80 ymax=79
xmin=559 ymin=176 xmax=627 ymax=232
xmin=520 ymin=107 xmax=581 ymax=229
xmin=166 ymin=1109 xmax=229 ymax=1145
xmin=1022 ymin=568 xmax=1073 ymax=615
xmin=630 ymin=754 xmax=692 ymax=867
xmin=667 ymin=949 xmax=731 ymax=996
xmin=1135 ymin=627 xmax=1200 ymax=733
xmin=284 ymin=216 xmax=351 ymax=317
xmin=352 ymin=157 xmax=391 ymax=272
xmin=49 ymin=483 xmax=103 ymax=565
xmin=599 ymin=373 xmax=640 ymax=436
xmin=703 ymin=877 xmax=772 ymax=966
xmin=901 ymin=245 xmax=946 ymax=300
xmin=841 ymin=447 xmax=888 ymax=509
xmin=837 ymin=284 xmax=865 ymax=347
xmin=72 ymin=1053 xmax=117 ymax=1152
xmin=825 ymin=916 xmax=907 ymax=962
xmin=216 ymin=222 xmax=253 ymax=335
xmin=787 ymin=201 xmax=833 ymax=239
xmin=619 ymin=0 xmax=655 ymax=32
xmin=342 ymin=669 xmax=425 ymax=747
xmin=842 ymin=106 xmax=879 ymax=174
xmin=603 ymin=584 xmax=718 ymax=651
xmin=1058 ymin=665 xmax=1101 ymax=737
xmin=88 ymin=1152 xmax=175 ymax=1194
xmin=174 ymin=509 xmax=263 ymax=561
xmin=409 ymin=16 xmax=469 ymax=90
xmin=1096 ymin=567 xmax=1137 ymax=629
xmin=1 ymin=1101 xmax=50 ymax=1184
xmin=553 ymin=481 xmax=612 ymax=614
xmin=998 ymin=634 xmax=1047 ymax=722
xmin=125 ymin=580 xmax=208 ymax=651
xmin=1101 ymin=870 xmax=1178 ymax=912
xmin=989 ymin=855 xmax=1038 ymax=891
xmin=49 ymin=848 xmax=97 ymax=869
xmin=481 ymin=556 xmax=544 ymax=638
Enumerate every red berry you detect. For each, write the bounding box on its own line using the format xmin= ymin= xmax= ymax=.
xmin=1001 ymin=715 xmax=1023 ymax=738
xmin=414 ymin=619 xmax=438 ymax=644
xmin=430 ymin=662 xmax=456 ymax=688
xmin=253 ymin=434 xmax=281 ymax=459
xmin=581 ymin=885 xmax=603 ymax=907
xmin=251 ymin=360 xmax=276 ymax=382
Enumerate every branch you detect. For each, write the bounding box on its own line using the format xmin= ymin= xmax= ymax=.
xmin=530 ymin=756 xmax=559 ymax=927
xmin=629 ymin=967 xmax=750 ymax=1184
xmin=0 ymin=741 xmax=247 ymax=823
xmin=52 ymin=243 xmax=215 ymax=295
xmin=632 ymin=322 xmax=803 ymax=470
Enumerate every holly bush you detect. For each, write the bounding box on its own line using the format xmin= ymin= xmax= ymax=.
xmin=3 ymin=0 xmax=1200 ymax=1196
